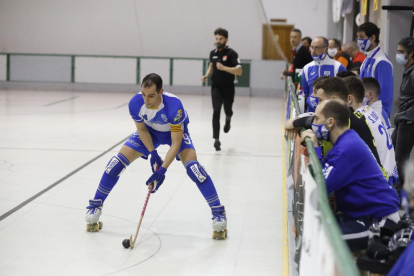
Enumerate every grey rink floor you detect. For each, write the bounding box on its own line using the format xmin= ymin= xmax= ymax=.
xmin=0 ymin=90 xmax=284 ymax=276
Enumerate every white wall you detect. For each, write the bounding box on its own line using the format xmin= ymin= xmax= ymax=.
xmin=0 ymin=0 xmax=266 ymax=59
xmin=261 ymin=0 xmax=340 ymax=40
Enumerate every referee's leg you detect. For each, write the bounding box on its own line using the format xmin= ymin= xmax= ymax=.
xmin=212 ymin=86 xmax=223 ymax=150
xmin=222 ymin=86 xmax=235 ymax=133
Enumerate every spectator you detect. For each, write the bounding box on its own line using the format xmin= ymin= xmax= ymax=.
xmin=286 ymin=77 xmax=384 ymax=173
xmin=301 ymin=99 xmax=399 ymax=252
xmin=302 ymin=36 xmax=312 ymax=52
xmin=301 ymin=37 xmax=346 ymax=112
xmin=392 ymin=36 xmax=414 ymax=188
xmin=361 ymin=77 xmax=392 ymax=133
xmin=281 ymin=28 xmax=313 ymax=80
xmin=328 ymin=38 xmax=352 ymax=69
xmin=344 ymin=76 xmax=398 ymax=186
xmin=343 ymin=41 xmax=366 ymax=68
xmin=357 ymin=22 xmax=394 ymax=117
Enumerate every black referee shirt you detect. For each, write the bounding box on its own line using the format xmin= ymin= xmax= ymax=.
xmin=209 ymin=47 xmax=241 ymax=86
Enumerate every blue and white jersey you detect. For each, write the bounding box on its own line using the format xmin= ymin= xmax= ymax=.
xmin=301 ymin=56 xmax=346 ymax=112
xmin=128 ymin=92 xmax=189 ymax=144
xmin=369 ymin=100 xmax=392 ymax=135
xmin=356 ymin=105 xmax=399 ymax=186
xmin=359 ymin=46 xmax=394 ymax=117
xmin=315 ymin=129 xmax=399 ymax=219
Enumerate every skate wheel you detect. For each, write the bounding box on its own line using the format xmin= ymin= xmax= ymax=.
xmin=212 ymin=229 xmax=227 ymax=240
xmin=99 ymin=221 xmax=103 ymax=229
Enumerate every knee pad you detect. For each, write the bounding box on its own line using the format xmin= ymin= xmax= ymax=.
xmin=186 ymin=160 xmax=208 ymax=184
xmin=105 ymin=153 xmax=129 ymax=177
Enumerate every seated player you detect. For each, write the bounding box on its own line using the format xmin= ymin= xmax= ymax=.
xmin=301 ymin=99 xmax=400 ymax=252
xmin=361 ymin=77 xmax=392 ymax=134
xmin=344 ymin=76 xmax=398 ymax=186
xmin=85 ymin=73 xmax=227 ymax=239
xmin=285 ymin=77 xmax=385 ymax=177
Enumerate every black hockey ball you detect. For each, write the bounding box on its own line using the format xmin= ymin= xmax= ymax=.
xmin=122 ymin=239 xmax=130 ymax=249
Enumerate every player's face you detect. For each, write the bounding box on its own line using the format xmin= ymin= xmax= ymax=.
xmin=142 ymin=84 xmax=163 ymax=109
xmin=313 ymin=102 xmax=327 ymax=125
xmin=310 ymin=38 xmax=327 ymax=56
xmin=290 ymin=31 xmax=301 ymax=47
xmin=315 ymin=88 xmax=329 ymax=103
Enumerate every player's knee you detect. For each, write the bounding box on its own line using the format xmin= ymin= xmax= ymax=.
xmin=105 ymin=153 xmax=130 ymax=177
xmin=185 ymin=160 xmax=209 ymax=184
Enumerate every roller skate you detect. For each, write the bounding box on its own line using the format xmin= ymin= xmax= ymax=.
xmin=85 ymin=199 xmax=103 ymax=232
xmin=211 ymin=205 xmax=227 ymax=240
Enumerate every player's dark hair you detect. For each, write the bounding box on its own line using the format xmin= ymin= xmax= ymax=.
xmin=317 ymin=77 xmax=349 ymax=101
xmin=343 ymin=76 xmax=365 ymax=103
xmin=398 ymin=37 xmax=414 ymax=57
xmin=336 ymin=71 xmax=356 ymax=78
xmin=291 ymin=28 xmax=302 ymax=37
xmin=330 ymin=38 xmax=341 ymax=48
xmin=321 ymin=99 xmax=350 ymax=128
xmin=214 ymin=28 xmax=228 ymax=39
xmin=357 ymin=22 xmax=380 ymax=43
xmin=302 ymin=37 xmax=312 ymax=45
xmin=313 ymin=76 xmax=331 ymax=91
xmin=141 ymin=73 xmax=163 ymax=93
xmin=362 ymin=77 xmax=381 ymax=97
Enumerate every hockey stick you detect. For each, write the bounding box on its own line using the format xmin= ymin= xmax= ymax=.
xmin=129 ymin=182 xmax=153 ymax=249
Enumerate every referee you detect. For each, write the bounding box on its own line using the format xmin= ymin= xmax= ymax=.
xmin=201 ymin=28 xmax=242 ymax=151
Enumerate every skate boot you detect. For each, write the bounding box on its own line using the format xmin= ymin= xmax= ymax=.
xmin=211 ymin=205 xmax=227 ymax=240
xmin=85 ymin=199 xmax=103 ymax=232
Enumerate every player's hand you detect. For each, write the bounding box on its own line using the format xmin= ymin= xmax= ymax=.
xmin=285 ymin=118 xmax=296 ymax=130
xmin=146 ymin=167 xmax=167 ymax=193
xmin=216 ymin=62 xmax=225 ymax=71
xmin=149 ymin=150 xmax=163 ymax=173
xmin=201 ymin=75 xmax=208 ymax=83
xmin=280 ymin=74 xmax=286 ymax=80
xmin=300 ymin=129 xmax=319 ymax=147
xmin=285 ymin=129 xmax=299 ymax=141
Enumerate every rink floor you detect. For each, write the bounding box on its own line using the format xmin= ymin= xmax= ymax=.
xmin=0 ymin=89 xmax=284 ymax=276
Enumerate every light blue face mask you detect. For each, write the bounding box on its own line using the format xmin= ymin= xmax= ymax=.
xmin=362 ymin=92 xmax=370 ymax=106
xmin=396 ymin=53 xmax=409 ymax=66
xmin=357 ymin=38 xmax=372 ymax=51
xmin=311 ymin=119 xmax=331 ymax=141
xmin=312 ymin=53 xmax=326 ymax=62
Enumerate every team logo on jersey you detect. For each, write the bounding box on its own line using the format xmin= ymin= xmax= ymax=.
xmin=324 ymin=71 xmax=330 ymax=76
xmin=161 ymin=114 xmax=168 ymax=122
xmin=223 ymin=56 xmax=227 ymax=61
xmin=174 ymin=109 xmax=183 ymax=122
xmin=142 ymin=114 xmax=148 ymax=120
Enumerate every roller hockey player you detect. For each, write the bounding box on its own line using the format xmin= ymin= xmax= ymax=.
xmin=85 ymin=73 xmax=227 ymax=239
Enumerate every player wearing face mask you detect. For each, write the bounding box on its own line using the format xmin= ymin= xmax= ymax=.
xmin=357 ymin=22 xmax=394 ymax=118
xmin=300 ymin=36 xmax=346 ymax=113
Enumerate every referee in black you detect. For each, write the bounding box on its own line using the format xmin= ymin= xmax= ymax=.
xmin=201 ymin=28 xmax=242 ymax=151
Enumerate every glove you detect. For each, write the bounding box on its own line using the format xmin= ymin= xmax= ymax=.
xmin=149 ymin=150 xmax=163 ymax=173
xmin=146 ymin=166 xmax=167 ymax=193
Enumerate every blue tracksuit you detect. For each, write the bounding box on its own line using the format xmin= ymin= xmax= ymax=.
xmin=301 ymin=55 xmax=346 ymax=112
xmin=359 ymin=46 xmax=394 ymax=117
xmin=315 ymin=129 xmax=399 ymax=219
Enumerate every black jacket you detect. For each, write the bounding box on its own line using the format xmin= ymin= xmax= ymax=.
xmin=284 ymin=45 xmax=313 ymax=77
xmin=395 ymin=63 xmax=414 ymax=123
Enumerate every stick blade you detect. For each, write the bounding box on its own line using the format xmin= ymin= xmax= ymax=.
xmin=129 ymin=234 xmax=135 ymax=249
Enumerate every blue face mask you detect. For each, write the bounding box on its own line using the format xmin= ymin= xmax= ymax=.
xmin=311 ymin=119 xmax=331 ymax=141
xmin=309 ymin=96 xmax=319 ymax=109
xmin=396 ymin=53 xmax=409 ymax=66
xmin=312 ymin=53 xmax=326 ymax=62
xmin=357 ymin=38 xmax=372 ymax=51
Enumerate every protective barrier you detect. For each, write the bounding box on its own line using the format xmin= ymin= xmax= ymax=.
xmin=285 ymin=76 xmax=358 ymax=275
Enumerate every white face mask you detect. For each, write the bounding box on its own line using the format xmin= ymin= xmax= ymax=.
xmin=396 ymin=53 xmax=409 ymax=66
xmin=328 ymin=48 xmax=338 ymax=58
